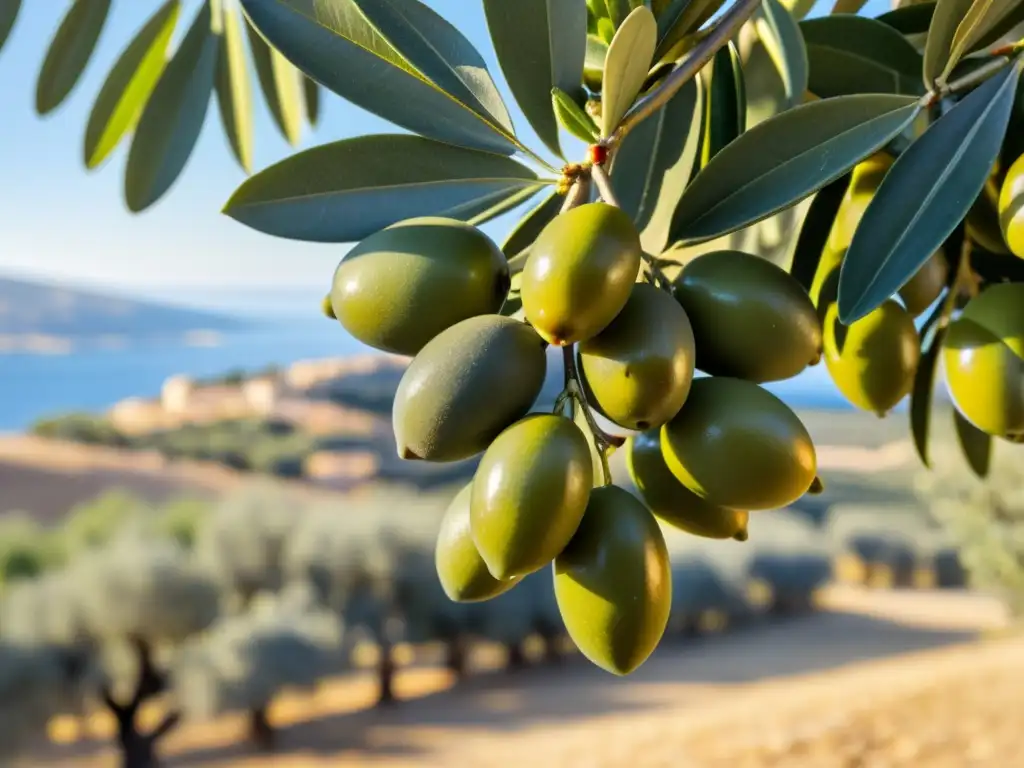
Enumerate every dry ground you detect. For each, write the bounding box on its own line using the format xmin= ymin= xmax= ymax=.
xmin=31 ymin=587 xmax=1022 ymax=768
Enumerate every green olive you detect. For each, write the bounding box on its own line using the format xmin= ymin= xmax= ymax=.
xmin=578 ymin=283 xmax=696 ymax=430
xmin=470 ymin=414 xmax=593 ymax=580
xmin=671 ymin=250 xmax=822 ymax=383
xmin=435 ymin=484 xmax=523 ymax=602
xmin=661 ymin=377 xmax=817 ymax=510
xmin=321 ymin=293 xmax=336 ymax=320
xmin=823 ymin=300 xmax=920 ymax=417
xmin=554 ymin=485 xmax=671 ymax=676
xmin=898 ymin=252 xmax=948 ymax=318
xmin=521 ymin=203 xmax=642 ymax=346
xmin=626 ymin=431 xmax=749 ymax=540
xmin=968 ymin=165 xmax=1011 ymax=255
xmin=330 ymin=217 xmax=510 ymax=355
xmin=393 ymin=315 xmax=547 ymax=462
xmin=827 ymin=152 xmax=894 ymax=253
xmin=943 ymin=283 xmax=1024 ymax=438
xmin=999 ymin=153 xmax=1024 ymax=259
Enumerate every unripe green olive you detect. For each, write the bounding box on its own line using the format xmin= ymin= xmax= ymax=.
xmin=823 ymin=300 xmax=920 ymax=417
xmin=943 ymin=283 xmax=1024 ymax=438
xmin=331 ymin=217 xmax=509 ymax=355
xmin=999 ymin=153 xmax=1024 ymax=259
xmin=521 ymin=203 xmax=642 ymax=346
xmin=661 ymin=377 xmax=817 ymax=511
xmin=672 ymin=250 xmax=822 ymax=383
xmin=554 ymin=485 xmax=671 ymax=676
xmin=579 ymin=283 xmax=696 ymax=430
xmin=898 ymin=252 xmax=948 ymax=318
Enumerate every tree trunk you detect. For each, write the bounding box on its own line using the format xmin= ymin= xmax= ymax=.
xmin=376 ymin=640 xmax=397 ymax=707
xmin=444 ymin=634 xmax=469 ymax=679
xmin=117 ymin=726 xmax=158 ymax=768
xmin=248 ymin=705 xmax=276 ymax=751
xmin=541 ymin=632 xmax=564 ymax=665
xmin=505 ymin=642 xmax=526 ymax=671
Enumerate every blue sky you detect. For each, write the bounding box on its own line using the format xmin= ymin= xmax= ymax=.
xmin=0 ymin=0 xmax=889 ymax=299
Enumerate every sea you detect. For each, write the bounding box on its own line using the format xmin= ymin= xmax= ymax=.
xmin=0 ymin=289 xmax=858 ymax=432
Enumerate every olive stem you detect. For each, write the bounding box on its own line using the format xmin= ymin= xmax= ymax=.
xmin=932 ymin=53 xmax=1017 ymax=103
xmin=589 ymin=164 xmax=620 ymax=208
xmin=560 ymin=347 xmax=623 ymax=487
xmin=606 ymin=0 xmax=762 ymax=150
xmin=560 ymin=177 xmax=593 ymax=214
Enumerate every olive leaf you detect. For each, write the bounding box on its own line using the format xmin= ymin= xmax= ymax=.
xmin=552 ymin=88 xmax=600 ymax=144
xmin=701 ymin=40 xmax=746 ymax=167
xmin=601 ymin=5 xmax=658 ymax=137
xmin=954 ymin=407 xmax=993 ymax=478
xmin=831 ymin=0 xmax=868 ymax=11
xmin=923 ymin=0 xmax=975 ymax=88
xmin=215 ymin=4 xmax=255 ymax=173
xmin=910 ymin=319 xmax=946 ymax=469
xmin=602 ymin=0 xmax=633 ymax=29
xmin=501 ymin=191 xmax=564 ymax=261
xmin=585 ymin=34 xmax=609 ymax=89
xmin=973 ymin=1 xmax=1024 ymax=50
xmin=223 ymin=134 xmax=546 ymax=243
xmin=83 ymin=0 xmax=180 ymax=170
xmin=0 ymin=0 xmax=21 ymax=54
xmin=788 ymin=173 xmax=851 ymax=292
xmin=124 ymin=0 xmax=219 ymax=213
xmin=837 ymin=63 xmax=1020 ymax=324
xmin=755 ymin=0 xmax=808 ymax=109
xmin=483 ymin=0 xmax=587 ymax=160
xmin=245 ymin=15 xmax=304 ymax=146
xmin=239 ymin=0 xmax=518 ymax=155
xmin=876 ymin=3 xmax=936 ymax=35
xmin=656 ymin=0 xmax=726 ymax=60
xmin=612 ymin=75 xmax=702 ymax=254
xmin=35 ymin=0 xmax=112 ymax=115
xmin=467 ymin=184 xmax=550 ymax=227
xmin=946 ymin=0 xmax=1024 ymax=80
xmin=800 ymin=15 xmax=924 ymax=98
xmin=303 ymin=75 xmax=320 ymax=126
xmin=670 ymin=94 xmax=921 ymax=244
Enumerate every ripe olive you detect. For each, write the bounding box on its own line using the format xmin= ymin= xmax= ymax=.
xmin=943 ymin=283 xmax=1024 ymax=438
xmin=823 ymin=300 xmax=920 ymax=417
xmin=331 ymin=217 xmax=510 ymax=356
xmin=661 ymin=377 xmax=817 ymax=510
xmin=626 ymin=430 xmax=749 ymax=540
xmin=579 ymin=283 xmax=696 ymax=431
xmin=521 ymin=202 xmax=642 ymax=346
xmin=435 ymin=484 xmax=523 ymax=602
xmin=554 ymin=485 xmax=671 ymax=675
xmin=470 ymin=414 xmax=593 ymax=580
xmin=898 ymin=252 xmax=948 ymax=318
xmin=672 ymin=250 xmax=822 ymax=383
xmin=393 ymin=315 xmax=547 ymax=462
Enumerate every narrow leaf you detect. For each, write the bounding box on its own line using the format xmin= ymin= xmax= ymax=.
xmin=948 ymin=0 xmax=1024 ymax=73
xmin=585 ymin=34 xmax=609 ymax=89
xmin=245 ymin=17 xmax=303 ymax=145
xmin=800 ymin=15 xmax=924 ymax=97
xmin=602 ymin=5 xmax=658 ymax=137
xmin=832 ymin=0 xmax=868 ymax=11
xmin=223 ymin=134 xmax=543 ymax=243
xmin=0 ymin=0 xmax=21 ymax=54
xmin=603 ymin=0 xmax=633 ymax=28
xmin=671 ymin=94 xmax=920 ymax=243
xmin=303 ymin=75 xmax=320 ymax=125
xmin=924 ymin=0 xmax=974 ymax=88
xmin=656 ymin=0 xmax=727 ymax=60
xmin=239 ymin=0 xmax=517 ymax=155
xmin=877 ymin=3 xmax=936 ymax=35
xmin=552 ymin=87 xmax=600 ymax=143
xmin=756 ymin=0 xmax=809 ymax=109
xmin=356 ymin=0 xmax=514 ymax=135
xmin=466 ymin=184 xmax=550 ymax=227
xmin=788 ymin=172 xmax=851 ymax=292
xmin=954 ymin=407 xmax=992 ymax=478
xmin=973 ymin=1 xmax=1024 ymax=50
xmin=701 ymin=40 xmax=746 ymax=167
xmin=613 ymin=75 xmax=702 ymax=253
xmin=501 ymin=191 xmax=565 ymax=260
xmin=837 ymin=64 xmax=1020 ymax=324
xmin=83 ymin=0 xmax=180 ymax=170
xmin=215 ymin=5 xmax=254 ymax=173
xmin=35 ymin=0 xmax=112 ymax=115
xmin=124 ymin=1 xmax=219 ymax=213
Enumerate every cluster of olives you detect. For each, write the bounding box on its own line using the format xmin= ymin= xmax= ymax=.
xmin=326 ymin=200 xmax=825 ymax=675
xmin=810 ymin=152 xmax=1024 ymax=444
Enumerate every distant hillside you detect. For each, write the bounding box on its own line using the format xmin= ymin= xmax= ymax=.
xmin=0 ymin=276 xmax=248 ymax=342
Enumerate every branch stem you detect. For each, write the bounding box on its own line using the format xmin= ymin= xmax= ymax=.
xmin=589 ymin=164 xmax=620 ymax=208
xmin=607 ymin=0 xmax=763 ymax=149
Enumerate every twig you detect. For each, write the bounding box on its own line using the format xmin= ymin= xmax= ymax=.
xmin=933 ymin=54 xmax=1016 ymax=102
xmin=561 ymin=347 xmax=622 ymax=486
xmin=607 ymin=0 xmax=763 ymax=149
xmin=560 ymin=176 xmax=593 ymax=213
xmin=590 ymin=164 xmax=620 ymax=208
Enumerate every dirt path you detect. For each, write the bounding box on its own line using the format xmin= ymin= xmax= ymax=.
xmin=42 ymin=587 xmax=1018 ymax=768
